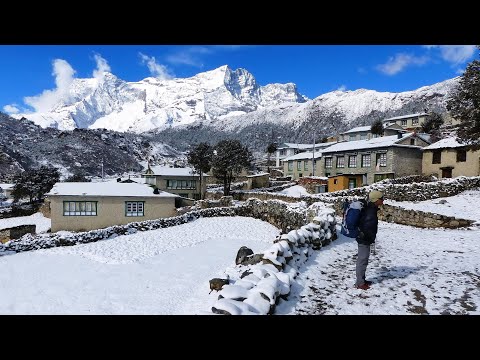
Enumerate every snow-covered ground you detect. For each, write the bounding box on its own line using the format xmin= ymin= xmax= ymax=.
xmin=1 ymin=189 xmax=480 ymax=314
xmin=385 ymin=190 xmax=480 ymax=223
xmin=278 ymin=185 xmax=310 ymax=197
xmin=0 ymin=217 xmax=280 ymax=314
xmin=0 ymin=213 xmax=51 ymax=233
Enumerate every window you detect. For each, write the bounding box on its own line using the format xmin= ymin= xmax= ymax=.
xmin=334 ymin=179 xmax=338 ymax=184
xmin=441 ymin=168 xmax=453 ymax=178
xmin=288 ymin=161 xmax=293 ymax=171
xmin=145 ymin=176 xmax=155 ymax=185
xmin=166 ymin=179 xmax=196 ymax=189
xmin=410 ymin=139 xmax=415 ymax=145
xmin=360 ymin=133 xmax=367 ymax=140
xmin=315 ymin=185 xmax=327 ymax=193
xmin=297 ymin=161 xmax=302 ymax=170
xmin=457 ymin=149 xmax=467 ymax=162
xmin=361 ymin=154 xmax=371 ymax=167
xmin=348 ymin=155 xmax=357 ymax=168
xmin=401 ymin=119 xmax=407 ymax=126
xmin=298 ymin=173 xmax=303 ymax=177
xmin=412 ymin=118 xmax=419 ymax=125
xmin=325 ymin=157 xmax=333 ymax=168
xmin=349 ymin=135 xmax=356 ymax=141
xmin=304 ymin=161 xmax=308 ymax=171
xmin=336 ymin=156 xmax=345 ymax=168
xmin=432 ymin=150 xmax=441 ymax=164
xmin=63 ymin=201 xmax=97 ymax=216
xmin=280 ymin=150 xmax=286 ymax=156
xmin=376 ymin=153 xmax=387 ymax=167
xmin=193 ymin=194 xmax=201 ymax=200
xmin=126 ymin=201 xmax=144 ymax=217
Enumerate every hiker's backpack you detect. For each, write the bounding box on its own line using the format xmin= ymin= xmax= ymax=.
xmin=340 ymin=198 xmax=367 ymax=238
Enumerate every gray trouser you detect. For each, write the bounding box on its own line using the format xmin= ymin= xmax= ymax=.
xmin=356 ymin=243 xmax=371 ymax=286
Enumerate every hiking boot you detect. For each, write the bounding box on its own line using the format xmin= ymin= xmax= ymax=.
xmin=355 ymin=283 xmax=370 ymax=290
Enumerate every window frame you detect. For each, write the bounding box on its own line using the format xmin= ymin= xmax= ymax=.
xmin=125 ymin=201 xmax=144 ymax=217
xmin=63 ymin=201 xmax=97 ymax=216
xmin=456 ymin=149 xmax=467 ymax=162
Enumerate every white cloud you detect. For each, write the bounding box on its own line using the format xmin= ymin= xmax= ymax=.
xmin=438 ymin=45 xmax=476 ymax=65
xmin=3 ymin=104 xmax=20 ymax=114
xmin=376 ymin=53 xmax=429 ymax=75
xmin=423 ymin=45 xmax=476 ymax=65
xmin=456 ymin=68 xmax=465 ymax=75
xmin=92 ymin=53 xmax=111 ymax=80
xmin=337 ymin=85 xmax=347 ymax=91
xmin=139 ymin=53 xmax=174 ymax=80
xmin=165 ymin=46 xmax=211 ymax=67
xmin=24 ymin=59 xmax=76 ymax=113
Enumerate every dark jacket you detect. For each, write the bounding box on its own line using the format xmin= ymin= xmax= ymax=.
xmin=357 ymin=201 xmax=379 ymax=245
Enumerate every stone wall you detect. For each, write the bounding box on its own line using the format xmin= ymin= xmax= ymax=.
xmin=0 ymin=225 xmax=36 ymax=244
xmin=209 ymin=208 xmax=337 ymax=315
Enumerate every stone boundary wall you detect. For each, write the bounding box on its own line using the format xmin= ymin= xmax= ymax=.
xmin=0 ymin=198 xmax=329 ymax=255
xmin=209 ymin=209 xmax=337 ymax=315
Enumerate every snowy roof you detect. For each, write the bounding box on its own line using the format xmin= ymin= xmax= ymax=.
xmin=342 ymin=126 xmax=371 ymax=134
xmin=278 ymin=143 xmax=313 ymax=150
xmin=46 ymin=182 xmax=179 ymax=197
xmin=321 ymin=133 xmax=417 ymax=153
xmin=382 ymin=112 xmax=428 ymax=122
xmin=246 ymin=173 xmax=269 ymax=178
xmin=423 ymin=137 xmax=466 ymax=150
xmin=0 ymin=183 xmax=14 ymax=190
xmin=148 ymin=166 xmax=201 ymax=177
xmin=282 ymin=151 xmax=323 ymax=161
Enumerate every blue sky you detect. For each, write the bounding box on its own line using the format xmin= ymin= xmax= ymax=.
xmin=1 ymin=45 xmax=477 ymax=115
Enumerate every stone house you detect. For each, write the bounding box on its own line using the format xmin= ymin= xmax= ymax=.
xmin=320 ymin=133 xmax=430 ymax=190
xmin=382 ymin=112 xmax=429 ymax=131
xmin=142 ymin=165 xmax=206 ymax=200
xmin=337 ymin=123 xmax=406 ymax=142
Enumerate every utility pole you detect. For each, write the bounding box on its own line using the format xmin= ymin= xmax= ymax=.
xmin=312 ymin=131 xmax=316 ymax=176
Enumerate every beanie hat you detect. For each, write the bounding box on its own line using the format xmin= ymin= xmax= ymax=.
xmin=368 ymin=190 xmax=384 ymax=202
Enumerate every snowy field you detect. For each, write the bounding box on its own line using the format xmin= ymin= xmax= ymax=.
xmin=0 ymin=213 xmax=51 ymax=233
xmin=1 ymin=189 xmax=479 ymax=315
xmin=0 ymin=217 xmax=280 ymax=314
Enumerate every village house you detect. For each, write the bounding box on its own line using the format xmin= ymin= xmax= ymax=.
xmin=142 ymin=165 xmax=206 ymax=200
xmin=320 ymin=133 xmax=430 ymax=191
xmin=46 ymin=182 xmax=179 ymax=232
xmin=337 ymin=123 xmax=407 ymax=142
xmin=282 ymin=151 xmax=323 ymax=180
xmin=382 ymin=112 xmax=429 ymax=131
xmin=275 ymin=143 xmax=314 ymax=167
xmin=422 ymin=137 xmax=480 ymax=179
xmin=0 ymin=183 xmax=14 ymax=200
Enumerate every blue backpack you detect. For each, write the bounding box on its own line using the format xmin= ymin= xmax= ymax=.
xmin=340 ymin=198 xmax=366 ymax=238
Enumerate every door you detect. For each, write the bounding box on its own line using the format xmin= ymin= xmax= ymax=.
xmin=348 ymin=178 xmax=357 ymax=189
xmin=442 ymin=168 xmax=452 ymax=178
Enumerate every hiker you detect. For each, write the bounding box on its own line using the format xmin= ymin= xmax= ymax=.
xmin=355 ymin=190 xmax=384 ymax=290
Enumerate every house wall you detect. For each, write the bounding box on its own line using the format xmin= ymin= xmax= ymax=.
xmin=328 ymin=174 xmax=364 ymax=192
xmin=49 ymin=196 xmax=176 ymax=232
xmin=391 ymin=147 xmax=423 ymax=178
xmin=283 ymin=158 xmax=323 ymax=180
xmin=154 ymin=175 xmax=205 ymax=199
xmin=422 ymin=148 xmax=480 ymax=178
xmin=384 ymin=114 xmax=428 ymax=130
xmin=246 ymin=174 xmax=269 ymax=189
xmin=322 ymin=146 xmax=424 ymax=185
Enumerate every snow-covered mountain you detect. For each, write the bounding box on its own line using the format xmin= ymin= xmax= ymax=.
xmin=16 ymin=65 xmax=308 ymax=133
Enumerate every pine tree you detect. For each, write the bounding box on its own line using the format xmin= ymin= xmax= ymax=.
xmin=446 ymin=46 xmax=480 ymax=148
xmin=187 ymin=142 xmax=213 ymax=200
xmin=266 ymin=142 xmax=277 ymax=172
xmin=370 ymin=119 xmax=384 ymax=136
xmin=211 ymin=140 xmax=253 ymax=196
xmin=12 ymin=165 xmax=60 ymax=203
xmin=421 ymin=112 xmax=444 ymax=143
